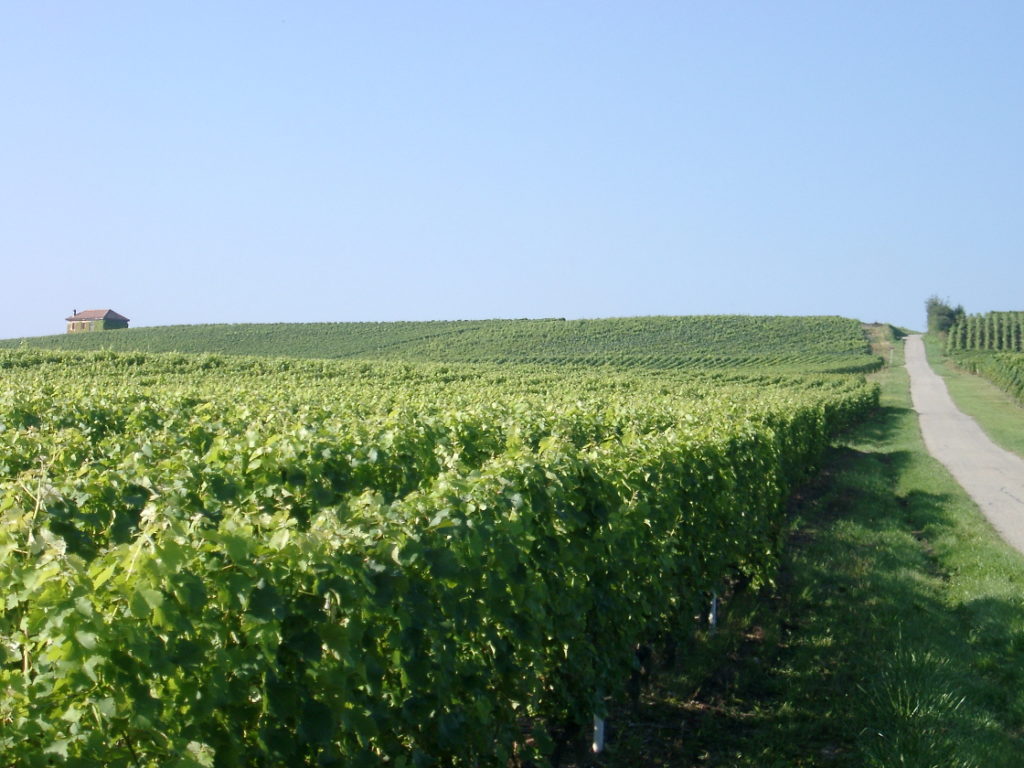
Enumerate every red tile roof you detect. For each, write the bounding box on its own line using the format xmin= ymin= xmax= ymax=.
xmin=66 ymin=309 xmax=130 ymax=322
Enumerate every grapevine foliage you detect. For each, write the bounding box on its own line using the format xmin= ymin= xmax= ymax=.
xmin=0 ymin=348 xmax=878 ymax=766
xmin=946 ymin=311 xmax=1024 ymax=354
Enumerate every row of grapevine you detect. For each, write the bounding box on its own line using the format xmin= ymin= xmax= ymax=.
xmin=948 ymin=351 xmax=1024 ymax=404
xmin=0 ymin=349 xmax=879 ymax=766
xmin=946 ymin=312 xmax=1024 ymax=352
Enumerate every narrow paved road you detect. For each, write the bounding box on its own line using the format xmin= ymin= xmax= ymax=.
xmin=905 ymin=334 xmax=1024 ymax=554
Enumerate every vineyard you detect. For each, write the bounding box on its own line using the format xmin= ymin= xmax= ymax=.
xmin=941 ymin=311 xmax=1024 ymax=403
xmin=946 ymin=351 xmax=1024 ymax=404
xmin=945 ymin=311 xmax=1024 ymax=353
xmin=0 ymin=315 xmax=880 ymax=373
xmin=0 ymin=317 xmax=881 ymax=766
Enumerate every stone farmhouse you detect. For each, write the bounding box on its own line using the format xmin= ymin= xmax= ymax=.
xmin=66 ymin=309 xmax=130 ymax=333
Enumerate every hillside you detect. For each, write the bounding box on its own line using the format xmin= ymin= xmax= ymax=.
xmin=0 ymin=315 xmax=880 ymax=373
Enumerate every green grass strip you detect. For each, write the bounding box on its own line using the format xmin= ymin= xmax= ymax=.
xmin=923 ymin=335 xmax=1024 ymax=458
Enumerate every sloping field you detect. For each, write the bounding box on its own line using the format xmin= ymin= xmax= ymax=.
xmin=0 ymin=315 xmax=880 ymax=373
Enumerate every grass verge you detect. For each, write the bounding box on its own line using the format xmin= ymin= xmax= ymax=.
xmin=922 ymin=335 xmax=1024 ymax=457
xmin=565 ymin=334 xmax=1024 ymax=766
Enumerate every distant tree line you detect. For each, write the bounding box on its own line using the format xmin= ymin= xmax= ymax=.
xmin=925 ymin=296 xmax=965 ymax=334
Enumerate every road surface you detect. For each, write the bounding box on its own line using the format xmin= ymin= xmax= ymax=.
xmin=905 ymin=334 xmax=1024 ymax=554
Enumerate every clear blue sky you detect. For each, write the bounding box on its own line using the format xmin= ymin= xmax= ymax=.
xmin=3 ymin=2 xmax=1022 ymax=338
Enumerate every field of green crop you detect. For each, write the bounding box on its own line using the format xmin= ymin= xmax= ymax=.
xmin=946 ymin=311 xmax=1024 ymax=353
xmin=0 ymin=315 xmax=880 ymax=373
xmin=0 ymin=317 xmax=880 ymax=766
xmin=941 ymin=311 xmax=1024 ymax=403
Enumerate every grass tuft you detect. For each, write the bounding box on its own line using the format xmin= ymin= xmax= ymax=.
xmin=857 ymin=639 xmax=976 ymax=768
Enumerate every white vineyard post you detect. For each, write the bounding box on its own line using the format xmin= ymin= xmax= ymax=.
xmin=592 ymin=714 xmax=605 ymax=753
xmin=709 ymin=591 xmax=719 ymax=633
